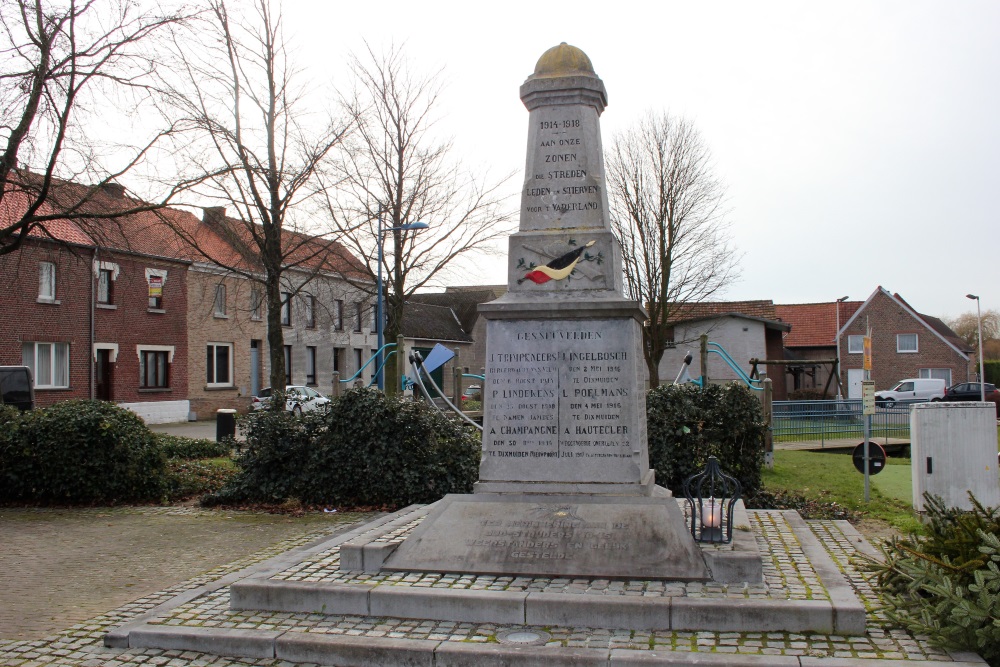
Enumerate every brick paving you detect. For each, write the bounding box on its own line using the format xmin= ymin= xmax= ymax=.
xmin=0 ymin=506 xmax=985 ymax=665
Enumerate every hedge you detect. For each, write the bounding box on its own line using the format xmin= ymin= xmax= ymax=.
xmin=205 ymin=389 xmax=481 ymax=508
xmin=646 ymin=383 xmax=766 ymax=498
xmin=0 ymin=400 xmax=167 ymax=503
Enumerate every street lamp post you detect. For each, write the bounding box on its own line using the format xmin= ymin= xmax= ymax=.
xmin=966 ymin=293 xmax=985 ymax=402
xmin=835 ymin=296 xmax=849 ymax=400
xmin=376 ymin=214 xmax=428 ymax=391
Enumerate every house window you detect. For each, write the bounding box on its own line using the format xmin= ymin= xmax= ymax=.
xmin=370 ymin=304 xmax=378 ymax=333
xmin=897 ymin=333 xmax=918 ymax=353
xmin=281 ymin=292 xmax=291 ymax=326
xmin=214 ymin=284 xmax=227 ymax=317
xmin=333 ymin=347 xmax=343 ymax=373
xmin=206 ymin=343 xmax=233 ymax=386
xmin=920 ymin=368 xmax=952 ymax=385
xmin=97 ymin=269 xmax=114 ymax=305
xmin=139 ymin=350 xmax=169 ymax=388
xmin=354 ymin=348 xmax=364 ymax=376
xmin=146 ymin=269 xmax=165 ymax=309
xmin=306 ymin=346 xmax=317 ymax=385
xmin=38 ymin=262 xmax=56 ymax=301
xmin=250 ymin=287 xmax=263 ymax=321
xmin=334 ymin=300 xmax=344 ymax=330
xmin=22 ymin=342 xmax=70 ymax=388
xmin=354 ymin=302 xmax=363 ymax=332
xmin=284 ymin=345 xmax=293 ymax=384
xmin=847 ymin=335 xmax=864 ymax=354
xmin=305 ymin=294 xmax=316 ymax=328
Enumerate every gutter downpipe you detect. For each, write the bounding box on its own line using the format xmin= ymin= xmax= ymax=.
xmin=89 ymin=246 xmax=96 ymax=399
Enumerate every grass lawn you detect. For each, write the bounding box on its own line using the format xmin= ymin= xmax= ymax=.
xmin=762 ymin=449 xmax=924 ymax=535
xmin=870 ymin=464 xmax=912 ymax=504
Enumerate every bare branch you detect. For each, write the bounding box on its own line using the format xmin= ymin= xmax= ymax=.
xmin=607 ymin=111 xmax=741 ymax=386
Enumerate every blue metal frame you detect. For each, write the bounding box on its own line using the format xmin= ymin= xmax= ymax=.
xmin=684 ymin=342 xmax=763 ymax=391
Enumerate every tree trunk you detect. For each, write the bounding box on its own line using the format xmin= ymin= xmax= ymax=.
xmin=264 ymin=265 xmax=285 ymax=397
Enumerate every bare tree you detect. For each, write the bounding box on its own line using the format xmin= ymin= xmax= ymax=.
xmin=0 ymin=0 xmax=190 ymax=255
xmin=946 ymin=309 xmax=1000 ymax=360
xmin=159 ymin=0 xmax=350 ymax=393
xmin=607 ymin=111 xmax=740 ymax=387
xmin=322 ymin=44 xmax=514 ymax=394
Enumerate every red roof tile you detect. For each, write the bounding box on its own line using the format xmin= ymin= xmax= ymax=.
xmin=775 ymin=301 xmax=863 ymax=348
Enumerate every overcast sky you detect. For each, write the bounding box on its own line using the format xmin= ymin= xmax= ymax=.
xmin=281 ymin=1 xmax=997 ymax=319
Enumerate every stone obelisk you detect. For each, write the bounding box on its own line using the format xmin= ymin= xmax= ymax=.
xmin=383 ymin=44 xmax=707 ymax=580
xmin=476 ymin=43 xmax=650 ymax=495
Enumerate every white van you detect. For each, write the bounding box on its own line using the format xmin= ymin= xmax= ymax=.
xmin=874 ymin=378 xmax=946 ymax=406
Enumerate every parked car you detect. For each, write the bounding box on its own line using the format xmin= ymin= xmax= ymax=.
xmin=944 ymin=382 xmax=1000 ymax=415
xmin=251 ymin=385 xmax=331 ymax=415
xmin=874 ymin=378 xmax=946 ymax=407
xmin=0 ymin=366 xmax=34 ymax=411
xmin=461 ymin=384 xmax=482 ymax=402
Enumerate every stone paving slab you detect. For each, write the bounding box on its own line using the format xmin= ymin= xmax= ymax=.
xmin=0 ymin=505 xmax=363 ymax=641
xmin=0 ymin=506 xmax=988 ymax=666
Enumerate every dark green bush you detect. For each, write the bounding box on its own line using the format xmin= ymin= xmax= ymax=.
xmin=0 ymin=400 xmax=167 ymax=504
xmin=205 ymin=389 xmax=480 ymax=508
xmin=867 ymin=493 xmax=1000 ymax=666
xmin=154 ymin=433 xmax=232 ymax=459
xmin=646 ymin=383 xmax=766 ymax=497
xmin=984 ymin=360 xmax=1000 ymax=386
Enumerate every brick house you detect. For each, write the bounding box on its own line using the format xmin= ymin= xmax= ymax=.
xmin=176 ymin=207 xmax=378 ymax=417
xmin=656 ymin=301 xmax=790 ymax=398
xmin=0 ymin=181 xmax=191 ymax=422
xmin=837 ymin=287 xmax=971 ymax=398
xmin=774 ymin=300 xmax=862 ymax=398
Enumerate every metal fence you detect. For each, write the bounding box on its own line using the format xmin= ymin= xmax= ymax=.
xmin=772 ymin=399 xmax=912 ymax=447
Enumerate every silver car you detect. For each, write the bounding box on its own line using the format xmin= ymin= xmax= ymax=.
xmin=251 ymin=385 xmax=331 ymax=415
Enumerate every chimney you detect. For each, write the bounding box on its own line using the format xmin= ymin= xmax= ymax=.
xmin=202 ymin=207 xmax=226 ymax=227
xmin=101 ymin=182 xmax=126 ymax=198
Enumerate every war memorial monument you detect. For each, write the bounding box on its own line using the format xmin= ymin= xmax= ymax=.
xmin=105 ymin=44 xmax=975 ymax=667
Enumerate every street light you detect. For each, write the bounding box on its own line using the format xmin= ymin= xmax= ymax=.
xmin=966 ymin=294 xmax=985 ymax=402
xmin=376 ymin=214 xmax=429 ymax=391
xmin=835 ymin=296 xmax=849 ymax=400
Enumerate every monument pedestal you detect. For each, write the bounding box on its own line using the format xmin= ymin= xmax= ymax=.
xmin=382 ymin=491 xmax=709 ymax=581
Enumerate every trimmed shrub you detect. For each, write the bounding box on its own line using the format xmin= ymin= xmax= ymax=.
xmin=867 ymin=493 xmax=1000 ymax=666
xmin=205 ymin=389 xmax=480 ymax=508
xmin=0 ymin=400 xmax=167 ymax=504
xmin=984 ymin=359 xmax=1000 ymax=386
xmin=155 ymin=433 xmax=232 ymax=459
xmin=646 ymin=383 xmax=766 ymax=497
xmin=165 ymin=458 xmax=237 ymax=500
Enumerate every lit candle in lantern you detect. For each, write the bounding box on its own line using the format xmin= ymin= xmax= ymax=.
xmin=702 ymin=498 xmax=722 ymax=529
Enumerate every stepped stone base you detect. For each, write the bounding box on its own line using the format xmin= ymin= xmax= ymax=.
xmin=102 ymin=508 xmax=990 ymax=666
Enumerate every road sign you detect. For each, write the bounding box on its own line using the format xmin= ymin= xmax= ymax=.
xmin=852 ymin=442 xmax=886 ymax=475
xmin=862 ymin=380 xmax=875 ymax=416
xmin=862 ymin=336 xmax=872 ymax=371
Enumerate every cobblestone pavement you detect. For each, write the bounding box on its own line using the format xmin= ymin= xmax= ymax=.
xmin=0 ymin=508 xmax=984 ymax=666
xmin=0 ymin=506 xmax=366 ymax=641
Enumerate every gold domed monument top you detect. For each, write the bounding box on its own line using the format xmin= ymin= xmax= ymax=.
xmin=520 ymin=42 xmax=607 ymax=114
xmin=532 ymin=42 xmax=596 ymax=79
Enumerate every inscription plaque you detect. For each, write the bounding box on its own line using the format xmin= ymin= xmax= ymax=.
xmin=479 ymin=318 xmax=644 ymax=485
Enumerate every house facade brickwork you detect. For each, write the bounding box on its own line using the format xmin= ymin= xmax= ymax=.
xmin=0 ymin=238 xmax=190 ymax=420
xmin=838 ymin=287 xmax=970 ymax=397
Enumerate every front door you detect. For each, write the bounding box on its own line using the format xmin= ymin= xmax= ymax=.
xmin=95 ymin=349 xmax=113 ymax=401
xmin=847 ymin=368 xmax=864 ymax=399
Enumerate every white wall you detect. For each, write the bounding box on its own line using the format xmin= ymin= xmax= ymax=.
xmin=657 ymin=316 xmax=768 ymax=385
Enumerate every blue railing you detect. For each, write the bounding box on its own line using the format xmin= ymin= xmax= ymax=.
xmin=338 ymin=343 xmax=397 ymax=387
